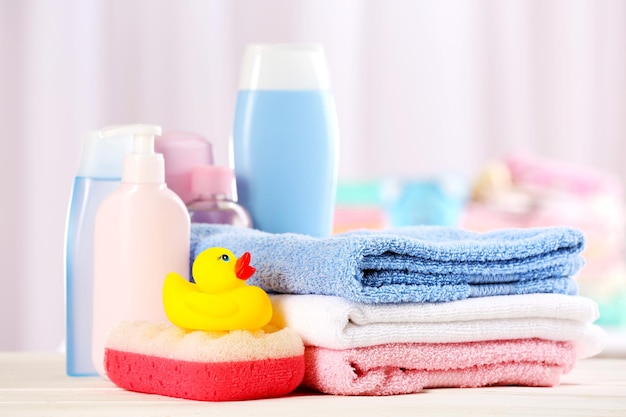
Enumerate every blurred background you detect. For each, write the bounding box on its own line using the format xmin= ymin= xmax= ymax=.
xmin=1 ymin=0 xmax=625 ymax=353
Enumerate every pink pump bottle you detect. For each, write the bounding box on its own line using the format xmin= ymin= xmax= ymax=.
xmin=187 ymin=164 xmax=252 ymax=227
xmin=92 ymin=124 xmax=190 ymax=377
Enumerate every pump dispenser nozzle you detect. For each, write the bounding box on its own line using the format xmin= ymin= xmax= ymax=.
xmin=101 ymin=124 xmax=163 ymax=184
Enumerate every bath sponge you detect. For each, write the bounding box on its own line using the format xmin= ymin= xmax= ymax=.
xmin=104 ymin=321 xmax=305 ymax=401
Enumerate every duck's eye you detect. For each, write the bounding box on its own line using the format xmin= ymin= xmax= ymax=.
xmin=220 ymin=254 xmax=230 ymax=262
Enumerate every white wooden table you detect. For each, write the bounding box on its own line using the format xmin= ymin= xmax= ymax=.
xmin=1 ymin=353 xmax=625 ymax=416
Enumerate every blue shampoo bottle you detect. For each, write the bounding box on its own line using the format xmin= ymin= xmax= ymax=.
xmin=64 ymin=128 xmax=132 ymax=376
xmin=232 ymin=44 xmax=340 ymax=237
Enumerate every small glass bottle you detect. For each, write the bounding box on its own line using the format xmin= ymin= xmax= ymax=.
xmin=187 ymin=164 xmax=252 ymax=227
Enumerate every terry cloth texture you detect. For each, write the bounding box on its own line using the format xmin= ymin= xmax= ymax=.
xmin=269 ymin=293 xmax=605 ymax=358
xmin=302 ymin=339 xmax=576 ymax=396
xmin=190 ymin=224 xmax=585 ymax=303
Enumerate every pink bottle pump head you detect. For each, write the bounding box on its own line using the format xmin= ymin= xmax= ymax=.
xmin=100 ymin=124 xmax=163 ymax=184
xmin=155 ymin=132 xmax=214 ymax=204
xmin=191 ymin=165 xmax=235 ymax=199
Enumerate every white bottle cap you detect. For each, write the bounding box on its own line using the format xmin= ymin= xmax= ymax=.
xmin=238 ymin=43 xmax=331 ymax=91
xmin=100 ymin=124 xmax=163 ymax=184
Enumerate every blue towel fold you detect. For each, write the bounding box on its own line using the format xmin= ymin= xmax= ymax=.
xmin=190 ymin=224 xmax=585 ymax=304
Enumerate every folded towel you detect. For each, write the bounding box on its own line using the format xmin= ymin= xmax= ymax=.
xmin=269 ymin=293 xmax=605 ymax=358
xmin=302 ymin=339 xmax=576 ymax=396
xmin=190 ymin=224 xmax=584 ymax=303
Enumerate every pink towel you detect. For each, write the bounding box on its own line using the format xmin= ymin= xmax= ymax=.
xmin=302 ymin=338 xmax=576 ymax=396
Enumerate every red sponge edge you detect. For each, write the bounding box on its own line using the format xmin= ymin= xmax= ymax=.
xmin=105 ymin=348 xmax=305 ymax=401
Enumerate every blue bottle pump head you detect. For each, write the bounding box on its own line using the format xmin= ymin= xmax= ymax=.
xmin=76 ymin=125 xmax=134 ymax=179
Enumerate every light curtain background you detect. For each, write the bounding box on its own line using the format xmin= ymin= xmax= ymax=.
xmin=1 ymin=0 xmax=625 ymax=351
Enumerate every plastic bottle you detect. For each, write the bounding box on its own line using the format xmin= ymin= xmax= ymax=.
xmin=92 ymin=124 xmax=190 ymax=377
xmin=232 ymin=43 xmax=340 ymax=237
xmin=64 ymin=127 xmax=133 ymax=376
xmin=187 ymin=164 xmax=252 ymax=227
xmin=155 ymin=131 xmax=214 ymax=204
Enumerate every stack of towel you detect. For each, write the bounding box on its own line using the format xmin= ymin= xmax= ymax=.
xmin=190 ymin=224 xmax=605 ymax=396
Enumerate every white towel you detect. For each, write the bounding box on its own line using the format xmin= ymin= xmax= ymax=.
xmin=269 ymin=293 xmax=605 ymax=358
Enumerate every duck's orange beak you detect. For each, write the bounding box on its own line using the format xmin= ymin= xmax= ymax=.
xmin=235 ymin=251 xmax=256 ymax=280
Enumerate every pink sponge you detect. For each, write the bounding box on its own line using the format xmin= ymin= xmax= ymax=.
xmin=104 ymin=321 xmax=305 ymax=401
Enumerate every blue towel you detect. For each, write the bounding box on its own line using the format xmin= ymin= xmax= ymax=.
xmin=190 ymin=224 xmax=585 ymax=304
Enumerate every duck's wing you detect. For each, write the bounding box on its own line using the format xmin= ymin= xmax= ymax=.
xmin=163 ymin=272 xmax=238 ymax=319
xmin=183 ymin=291 xmax=239 ymax=318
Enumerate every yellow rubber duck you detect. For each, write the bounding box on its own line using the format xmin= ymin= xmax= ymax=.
xmin=162 ymin=247 xmax=273 ymax=331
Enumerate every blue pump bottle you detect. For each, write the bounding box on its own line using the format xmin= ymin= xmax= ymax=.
xmin=232 ymin=44 xmax=340 ymax=237
xmin=64 ymin=128 xmax=132 ymax=376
